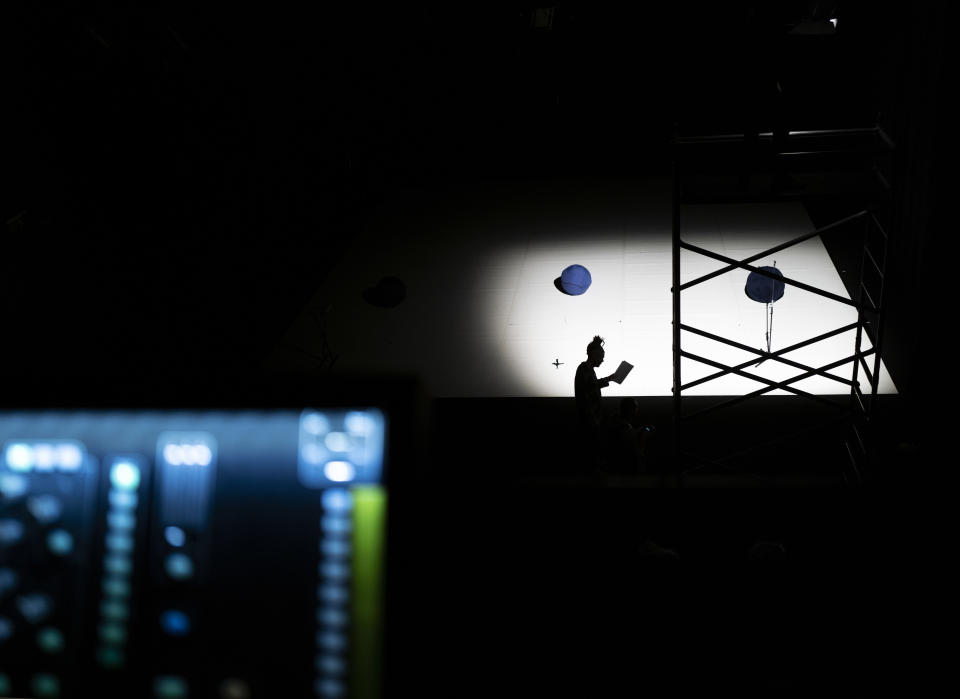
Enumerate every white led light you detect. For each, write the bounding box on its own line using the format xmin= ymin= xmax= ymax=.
xmin=6 ymin=443 xmax=34 ymax=471
xmin=303 ymin=413 xmax=329 ymax=435
xmin=33 ymin=444 xmax=56 ymax=471
xmin=193 ymin=444 xmax=212 ymax=466
xmin=323 ymin=461 xmax=355 ymax=483
xmin=829 ymin=17 xmax=837 ymax=27
xmin=324 ymin=432 xmax=351 ymax=452
xmin=110 ymin=462 xmax=141 ymax=491
xmin=56 ymin=444 xmax=83 ymax=471
xmin=344 ymin=412 xmax=373 ymax=436
xmin=163 ymin=444 xmax=183 ymax=466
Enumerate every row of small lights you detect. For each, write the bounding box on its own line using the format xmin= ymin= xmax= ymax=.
xmin=96 ymin=458 xmax=142 ymax=669
xmin=3 ymin=442 xmax=84 ymax=472
xmin=2 ymin=442 xmax=212 ymax=471
xmin=152 ymin=439 xmax=217 ymax=699
xmin=315 ymin=488 xmax=353 ymax=698
xmin=0 ymin=441 xmax=83 ymax=699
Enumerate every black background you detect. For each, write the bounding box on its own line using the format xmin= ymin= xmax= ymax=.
xmin=4 ymin=3 xmax=950 ymax=694
xmin=6 ymin=3 xmax=944 ymax=407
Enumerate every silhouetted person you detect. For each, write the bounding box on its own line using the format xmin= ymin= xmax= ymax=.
xmin=605 ymin=397 xmax=652 ymax=474
xmin=575 ymin=335 xmax=616 ymax=469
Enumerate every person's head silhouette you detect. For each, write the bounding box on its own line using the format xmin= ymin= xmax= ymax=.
xmin=586 ymin=335 xmax=605 ymax=368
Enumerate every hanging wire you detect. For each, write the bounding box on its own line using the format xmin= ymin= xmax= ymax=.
xmin=755 ymin=260 xmax=777 ymax=367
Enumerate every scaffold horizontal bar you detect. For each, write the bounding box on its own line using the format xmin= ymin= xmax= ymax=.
xmin=681 ymin=352 xmax=867 ymax=420
xmin=677 ymin=210 xmax=867 ymax=291
xmin=680 ymin=242 xmax=876 ymax=311
xmin=678 ymin=324 xmax=856 ymax=389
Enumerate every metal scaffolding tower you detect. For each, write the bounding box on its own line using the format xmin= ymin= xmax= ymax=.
xmin=671 ymin=123 xmax=895 ymax=485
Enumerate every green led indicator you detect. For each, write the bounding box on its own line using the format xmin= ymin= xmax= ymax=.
xmin=350 ymin=486 xmax=386 ymax=699
xmin=38 ymin=627 xmax=65 ymax=653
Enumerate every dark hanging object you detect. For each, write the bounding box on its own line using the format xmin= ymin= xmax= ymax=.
xmin=744 ymin=266 xmax=785 ymax=303
xmin=362 ymin=276 xmax=406 ymax=308
xmin=744 ymin=264 xmax=784 ymax=366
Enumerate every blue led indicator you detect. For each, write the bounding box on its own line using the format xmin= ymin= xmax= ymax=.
xmin=160 ymin=610 xmax=191 ymax=637
xmin=324 ymin=432 xmax=351 ymax=452
xmin=344 ymin=411 xmax=374 ymax=436
xmin=27 ymin=495 xmax=63 ymax=524
xmin=315 ymin=654 xmax=347 ymax=676
xmin=109 ymin=491 xmax=138 ymax=509
xmin=316 ymin=631 xmax=347 ymax=651
xmin=302 ymin=413 xmax=330 ymax=435
xmin=321 ymin=489 xmax=353 ymax=512
xmin=319 ymin=562 xmax=349 ymax=580
xmin=47 ymin=529 xmax=74 ymax=556
xmin=164 ymin=526 xmax=186 ymax=547
xmin=107 ymin=511 xmax=136 ymax=530
xmin=17 ymin=593 xmax=53 ymax=624
xmin=317 ymin=607 xmax=348 ymax=628
xmin=164 ymin=553 xmax=194 ymax=580
xmin=314 ymin=677 xmax=346 ymax=698
xmin=319 ymin=539 xmax=351 ymax=558
xmin=104 ymin=554 xmax=132 ymax=576
xmin=320 ymin=516 xmax=351 ymax=535
xmin=0 ymin=473 xmax=28 ymax=499
xmin=317 ymin=585 xmax=348 ymax=605
xmin=0 ymin=567 xmax=17 ymax=596
xmin=105 ymin=533 xmax=134 ymax=553
xmin=0 ymin=519 xmax=24 ymax=545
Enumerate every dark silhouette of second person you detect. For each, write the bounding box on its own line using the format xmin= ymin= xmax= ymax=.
xmin=606 ymin=397 xmax=651 ymax=474
xmin=575 ymin=335 xmax=617 ymax=469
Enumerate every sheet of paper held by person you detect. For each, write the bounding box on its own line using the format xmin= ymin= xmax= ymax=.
xmin=610 ymin=360 xmax=633 ymax=384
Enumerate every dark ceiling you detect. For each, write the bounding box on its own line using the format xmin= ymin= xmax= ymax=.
xmin=4 ymin=2 xmax=944 ymax=405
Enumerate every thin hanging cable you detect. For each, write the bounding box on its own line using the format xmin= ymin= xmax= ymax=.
xmin=755 ymin=261 xmax=777 ymax=367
